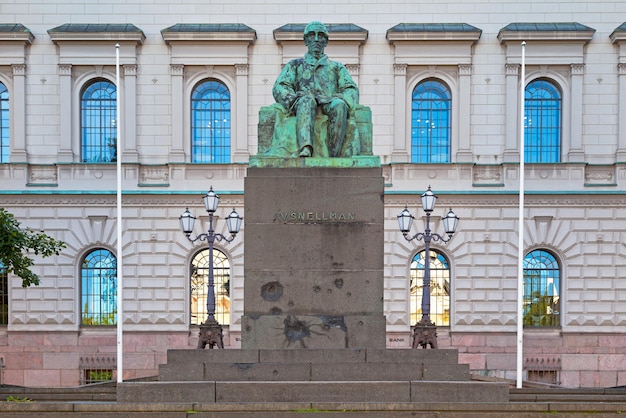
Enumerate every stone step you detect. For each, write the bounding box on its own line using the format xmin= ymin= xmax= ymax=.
xmin=117 ymin=380 xmax=509 ymax=403
xmin=510 ymin=387 xmax=626 ymax=402
xmin=2 ymin=386 xmax=625 ymax=417
xmin=0 ymin=383 xmax=117 ymax=402
xmin=165 ymin=348 xmax=460 ymax=364
xmin=159 ymin=348 xmax=468 ymax=382
xmin=3 ymin=401 xmax=626 ymax=418
xmin=160 ymin=360 xmax=469 ymax=382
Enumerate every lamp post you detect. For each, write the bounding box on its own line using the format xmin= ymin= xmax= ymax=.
xmin=179 ymin=186 xmax=243 ymax=349
xmin=397 ymin=186 xmax=459 ymax=349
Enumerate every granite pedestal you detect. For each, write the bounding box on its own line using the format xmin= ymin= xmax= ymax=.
xmin=241 ymin=166 xmax=385 ymax=349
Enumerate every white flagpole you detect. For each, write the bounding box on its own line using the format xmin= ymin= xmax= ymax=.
xmin=516 ymin=40 xmax=526 ymax=389
xmin=115 ymin=43 xmax=124 ymax=384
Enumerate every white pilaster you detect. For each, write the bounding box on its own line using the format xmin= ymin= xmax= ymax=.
xmin=233 ymin=64 xmax=250 ymax=162
xmin=10 ymin=64 xmax=28 ymax=162
xmin=122 ymin=64 xmax=139 ymax=162
xmin=503 ymin=63 xmax=520 ymax=163
xmin=58 ymin=64 xmax=74 ymax=162
xmin=392 ymin=63 xmax=409 ymax=162
xmin=169 ymin=64 xmax=186 ymax=162
xmin=456 ymin=64 xmax=472 ymax=162
xmin=568 ymin=63 xmax=584 ymax=162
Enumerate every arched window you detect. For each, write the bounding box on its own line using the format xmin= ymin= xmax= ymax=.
xmin=191 ymin=80 xmax=231 ymax=163
xmin=81 ymin=249 xmax=117 ymax=325
xmin=525 ymin=79 xmax=561 ymax=163
xmin=190 ymin=248 xmax=231 ymax=326
xmin=411 ymin=79 xmax=451 ymax=163
xmin=410 ymin=249 xmax=450 ymax=326
xmin=0 ymin=82 xmax=9 ymax=163
xmin=523 ymin=249 xmax=560 ymax=327
xmin=0 ymin=262 xmax=7 ymax=325
xmin=80 ymin=79 xmax=117 ymax=163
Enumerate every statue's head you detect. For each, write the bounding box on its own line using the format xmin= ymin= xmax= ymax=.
xmin=303 ymin=21 xmax=328 ymax=40
xmin=303 ymin=21 xmax=328 ymax=58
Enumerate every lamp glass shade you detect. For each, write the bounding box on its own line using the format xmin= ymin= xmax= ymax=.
xmin=397 ymin=207 xmax=414 ymax=233
xmin=179 ymin=208 xmax=196 ymax=234
xmin=203 ymin=187 xmax=220 ymax=213
xmin=442 ymin=208 xmax=459 ymax=235
xmin=226 ymin=209 xmax=243 ymax=235
xmin=421 ymin=186 xmax=437 ymax=212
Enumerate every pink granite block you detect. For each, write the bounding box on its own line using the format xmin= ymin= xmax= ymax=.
xmin=166 ymin=333 xmax=192 ymax=347
xmin=486 ymin=334 xmax=516 ymax=347
xmin=5 ymin=352 xmax=43 ymax=370
xmin=93 ymin=345 xmax=117 ymax=354
xmin=43 ymin=352 xmax=78 ymax=370
xmin=524 ymin=338 xmax=563 ymax=350
xmin=78 ymin=334 xmax=116 ymax=347
xmin=561 ymin=354 xmax=598 ymax=371
xmin=155 ymin=352 xmax=167 ymax=367
xmin=451 ymin=334 xmax=486 ymax=347
xmin=24 ymin=369 xmax=60 ymax=387
xmin=8 ymin=333 xmax=44 ymax=347
xmin=598 ymin=371 xmax=618 ymax=388
xmin=123 ymin=353 xmax=155 ymax=371
xmin=579 ymin=371 xmax=600 ymax=388
xmin=485 ymin=353 xmax=515 ymax=370
xmin=599 ymin=335 xmax=626 ymax=351
xmin=459 ymin=353 xmax=486 ymax=370
xmin=562 ymin=334 xmax=599 ymax=348
xmin=60 ymin=369 xmax=80 ymax=387
xmin=560 ymin=370 xmax=580 ymax=388
xmin=617 ymin=370 xmax=626 ymax=386
xmin=2 ymin=369 xmax=24 ymax=386
xmin=43 ymin=332 xmax=78 ymax=347
xmin=125 ymin=333 xmax=157 ymax=348
xmin=598 ymin=354 xmax=626 ymax=371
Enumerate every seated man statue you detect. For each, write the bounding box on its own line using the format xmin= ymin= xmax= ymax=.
xmin=258 ymin=21 xmax=372 ymax=159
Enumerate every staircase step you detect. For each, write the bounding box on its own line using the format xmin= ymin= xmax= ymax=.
xmin=160 ymin=348 xmax=468 ymax=382
xmin=118 ymin=380 xmax=509 ymax=403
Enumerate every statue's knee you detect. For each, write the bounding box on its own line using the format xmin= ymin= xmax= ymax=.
xmin=296 ymin=94 xmax=317 ymax=111
xmin=327 ymin=99 xmax=348 ymax=119
xmin=330 ymin=98 xmax=348 ymax=111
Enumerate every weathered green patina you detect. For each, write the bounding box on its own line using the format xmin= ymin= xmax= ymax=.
xmin=254 ymin=21 xmax=376 ymax=168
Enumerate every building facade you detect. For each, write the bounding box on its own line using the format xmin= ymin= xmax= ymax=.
xmin=1 ymin=0 xmax=626 ymax=388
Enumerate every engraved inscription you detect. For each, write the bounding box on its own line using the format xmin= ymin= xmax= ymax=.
xmin=273 ymin=211 xmax=356 ymax=223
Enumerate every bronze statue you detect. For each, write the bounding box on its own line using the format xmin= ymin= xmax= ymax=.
xmin=272 ymin=21 xmax=359 ymax=157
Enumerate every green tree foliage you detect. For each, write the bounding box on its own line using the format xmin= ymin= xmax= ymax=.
xmin=0 ymin=208 xmax=66 ymax=287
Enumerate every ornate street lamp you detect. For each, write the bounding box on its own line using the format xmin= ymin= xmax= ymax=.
xmin=398 ymin=186 xmax=459 ymax=349
xmin=179 ymin=186 xmax=242 ymax=349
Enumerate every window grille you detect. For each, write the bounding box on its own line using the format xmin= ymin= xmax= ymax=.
xmin=525 ymin=357 xmax=561 ymax=385
xmin=79 ymin=356 xmax=116 ymax=385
